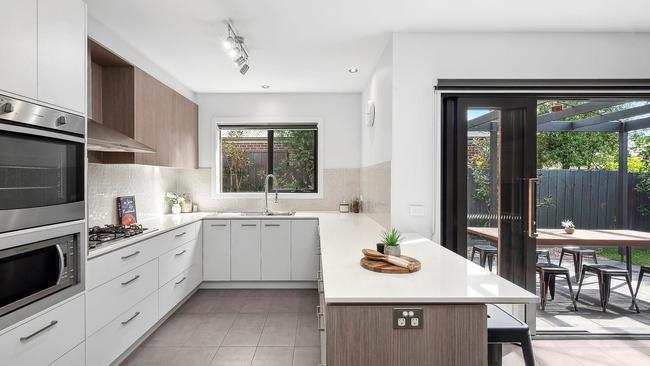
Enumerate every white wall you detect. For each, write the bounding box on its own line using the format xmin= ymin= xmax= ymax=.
xmin=361 ymin=39 xmax=393 ymax=167
xmin=87 ymin=15 xmax=196 ymax=101
xmin=391 ymin=32 xmax=650 ymax=242
xmin=196 ymin=93 xmax=361 ymax=169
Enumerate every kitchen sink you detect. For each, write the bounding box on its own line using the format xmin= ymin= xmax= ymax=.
xmin=239 ymin=211 xmax=296 ymax=216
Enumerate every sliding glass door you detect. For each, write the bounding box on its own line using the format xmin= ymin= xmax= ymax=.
xmin=442 ymin=95 xmax=538 ymax=292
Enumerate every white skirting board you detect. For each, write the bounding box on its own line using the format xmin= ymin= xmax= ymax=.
xmin=200 ymin=281 xmax=317 ymax=289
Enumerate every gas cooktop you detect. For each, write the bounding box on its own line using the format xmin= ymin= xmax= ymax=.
xmin=88 ymin=223 xmax=157 ymax=250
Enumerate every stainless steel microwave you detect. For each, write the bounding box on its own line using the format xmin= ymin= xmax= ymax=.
xmin=0 ymin=94 xmax=85 ymax=233
xmin=0 ymin=222 xmax=84 ymax=330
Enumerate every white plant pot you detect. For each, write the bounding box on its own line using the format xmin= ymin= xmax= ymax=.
xmin=171 ymin=203 xmax=181 ymax=214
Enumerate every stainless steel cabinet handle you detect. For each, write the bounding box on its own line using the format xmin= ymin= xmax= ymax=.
xmin=121 ymin=250 xmax=141 ymax=260
xmin=264 ymin=223 xmax=281 ymax=227
xmin=175 ymin=249 xmax=187 ymax=256
xmin=175 ymin=232 xmax=187 ymax=238
xmin=175 ymin=276 xmax=187 ymax=285
xmin=527 ymin=178 xmax=539 ymax=238
xmin=211 ymin=223 xmax=227 ymax=227
xmin=241 ymin=224 xmax=257 ymax=227
xmin=316 ymin=306 xmax=325 ymax=331
xmin=121 ymin=312 xmax=141 ymax=325
xmin=318 ymin=280 xmax=324 ymax=294
xmin=20 ymin=320 xmax=58 ymax=342
xmin=121 ymin=275 xmax=140 ymax=286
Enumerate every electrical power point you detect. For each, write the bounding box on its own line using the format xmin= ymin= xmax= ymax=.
xmin=393 ymin=308 xmax=423 ymax=329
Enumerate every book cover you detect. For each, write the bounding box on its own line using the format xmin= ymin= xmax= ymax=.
xmin=117 ymin=196 xmax=137 ymax=225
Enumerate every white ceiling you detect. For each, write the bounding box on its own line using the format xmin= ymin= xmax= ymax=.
xmin=86 ymin=0 xmax=650 ymax=93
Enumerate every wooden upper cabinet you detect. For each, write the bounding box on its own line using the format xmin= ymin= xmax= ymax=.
xmin=88 ymin=40 xmax=198 ymax=168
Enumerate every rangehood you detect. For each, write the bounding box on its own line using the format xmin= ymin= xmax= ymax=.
xmin=87 ymin=119 xmax=156 ymax=153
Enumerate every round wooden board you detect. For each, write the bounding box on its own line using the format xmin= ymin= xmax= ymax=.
xmin=360 ymin=255 xmax=421 ymax=274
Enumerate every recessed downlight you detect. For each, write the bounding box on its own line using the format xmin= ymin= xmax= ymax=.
xmin=261 ymin=85 xmax=270 ymax=89
xmin=348 ymin=67 xmax=359 ymax=73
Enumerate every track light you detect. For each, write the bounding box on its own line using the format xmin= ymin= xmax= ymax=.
xmin=223 ymin=21 xmax=251 ymax=76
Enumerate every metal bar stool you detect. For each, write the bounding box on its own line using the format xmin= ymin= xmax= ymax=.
xmin=559 ymin=246 xmax=598 ymax=280
xmin=576 ymin=264 xmax=639 ymax=313
xmin=634 ymin=265 xmax=650 ymax=301
xmin=536 ymin=263 xmax=578 ymax=311
xmin=471 ymin=244 xmax=498 ymax=271
xmin=487 ymin=304 xmax=535 ymax=366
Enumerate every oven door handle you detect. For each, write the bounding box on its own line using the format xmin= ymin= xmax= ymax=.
xmin=55 ymin=244 xmax=65 ymax=285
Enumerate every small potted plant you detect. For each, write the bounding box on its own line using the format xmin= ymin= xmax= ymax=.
xmin=561 ymin=220 xmax=575 ymax=234
xmin=166 ymin=192 xmax=185 ymax=214
xmin=380 ymin=228 xmax=403 ymax=256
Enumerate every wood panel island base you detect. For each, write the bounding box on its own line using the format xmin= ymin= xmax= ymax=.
xmin=325 ymin=304 xmax=487 ymax=366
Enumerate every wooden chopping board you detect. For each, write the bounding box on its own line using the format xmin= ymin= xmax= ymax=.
xmin=360 ymin=255 xmax=421 ymax=274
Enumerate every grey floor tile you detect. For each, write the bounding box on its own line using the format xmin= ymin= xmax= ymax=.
xmin=295 ymin=313 xmax=320 ymax=347
xmin=169 ymin=347 xmax=218 ymax=366
xmin=185 ymin=313 xmax=238 ymax=347
xmin=179 ymin=292 xmax=220 ymax=314
xmin=240 ymin=294 xmax=274 ymax=313
xmin=145 ymin=314 xmax=203 ymax=347
xmin=209 ymin=347 xmax=256 ymax=366
xmin=121 ymin=346 xmax=179 ymax=366
xmin=292 ymin=347 xmax=320 ymax=366
xmin=210 ymin=296 xmax=248 ymax=313
xmin=251 ymin=347 xmax=294 ymax=366
xmin=259 ymin=313 xmax=298 ymax=346
xmin=221 ymin=313 xmax=268 ymax=346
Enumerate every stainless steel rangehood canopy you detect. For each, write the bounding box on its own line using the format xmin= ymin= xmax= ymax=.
xmin=87 ymin=119 xmax=155 ymax=153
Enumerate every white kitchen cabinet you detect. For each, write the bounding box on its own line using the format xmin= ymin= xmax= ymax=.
xmin=261 ymin=220 xmax=291 ymax=280
xmin=158 ymin=237 xmax=200 ymax=286
xmin=0 ymin=0 xmax=37 ymax=99
xmin=231 ymin=220 xmax=261 ymax=280
xmin=291 ymin=220 xmax=320 ymax=280
xmin=0 ymin=295 xmax=85 ymax=366
xmin=158 ymin=263 xmax=202 ymax=317
xmin=37 ymin=0 xmax=86 ymax=113
xmin=203 ymin=220 xmax=231 ymax=280
xmin=50 ymin=341 xmax=85 ymax=366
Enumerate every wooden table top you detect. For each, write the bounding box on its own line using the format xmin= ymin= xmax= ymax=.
xmin=467 ymin=227 xmax=650 ymax=246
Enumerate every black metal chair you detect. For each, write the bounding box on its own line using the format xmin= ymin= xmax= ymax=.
xmin=576 ymin=264 xmax=640 ymax=313
xmin=535 ymin=249 xmax=551 ymax=264
xmin=634 ymin=265 xmax=650 ymax=301
xmin=559 ymin=246 xmax=598 ymax=280
xmin=470 ymin=244 xmax=497 ymax=271
xmin=487 ymin=304 xmax=535 ymax=366
xmin=536 ymin=263 xmax=577 ymax=311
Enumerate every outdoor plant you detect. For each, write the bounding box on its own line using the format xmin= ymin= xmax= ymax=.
xmin=561 ymin=220 xmax=575 ymax=229
xmin=381 ymin=228 xmax=403 ymax=247
xmin=165 ymin=192 xmax=185 ymax=205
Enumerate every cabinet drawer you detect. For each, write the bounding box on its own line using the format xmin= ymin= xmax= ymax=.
xmin=87 ymin=292 xmax=158 ymax=366
xmin=87 ymin=239 xmax=161 ymax=290
xmin=159 ymin=238 xmax=200 ymax=286
xmin=0 ymin=295 xmax=84 ymax=366
xmin=50 ymin=341 xmax=84 ymax=366
xmin=157 ymin=222 xmax=201 ymax=253
xmin=86 ymin=259 xmax=158 ymax=336
xmin=159 ymin=264 xmax=201 ymax=317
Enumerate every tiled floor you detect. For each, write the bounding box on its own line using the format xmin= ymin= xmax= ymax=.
xmin=503 ymin=339 xmax=650 ymax=366
xmin=121 ymin=289 xmax=320 ymax=366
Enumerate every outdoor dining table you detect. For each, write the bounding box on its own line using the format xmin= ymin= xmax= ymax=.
xmin=467 ymin=227 xmax=650 ymax=276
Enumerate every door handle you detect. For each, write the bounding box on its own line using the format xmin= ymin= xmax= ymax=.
xmin=175 ymin=249 xmax=187 ymax=256
xmin=175 ymin=231 xmax=187 ymax=238
xmin=121 ymin=312 xmax=140 ymax=325
xmin=264 ymin=224 xmax=281 ymax=227
xmin=55 ymin=244 xmax=64 ymax=285
xmin=121 ymin=250 xmax=141 ymax=260
xmin=175 ymin=276 xmax=187 ymax=285
xmin=121 ymin=275 xmax=140 ymax=286
xmin=211 ymin=223 xmax=227 ymax=227
xmin=527 ymin=178 xmax=539 ymax=238
xmin=241 ymin=224 xmax=257 ymax=227
xmin=19 ymin=320 xmax=58 ymax=342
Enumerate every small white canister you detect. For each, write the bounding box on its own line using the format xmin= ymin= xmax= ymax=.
xmin=339 ymin=201 xmax=350 ymax=213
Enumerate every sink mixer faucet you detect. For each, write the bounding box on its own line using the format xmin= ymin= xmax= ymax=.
xmin=264 ymin=174 xmax=279 ymax=215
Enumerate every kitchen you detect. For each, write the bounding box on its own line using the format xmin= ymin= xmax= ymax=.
xmin=2 ymin=1 xmax=650 ymax=366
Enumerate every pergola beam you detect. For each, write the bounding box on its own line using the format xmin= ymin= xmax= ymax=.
xmin=468 ymin=110 xmax=499 ymax=130
xmin=537 ymin=101 xmax=625 ymax=125
xmin=572 ymin=104 xmax=650 ymax=130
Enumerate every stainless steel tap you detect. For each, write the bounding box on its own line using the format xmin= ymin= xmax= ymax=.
xmin=264 ymin=174 xmax=278 ymax=215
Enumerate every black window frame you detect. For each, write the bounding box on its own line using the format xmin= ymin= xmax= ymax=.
xmin=218 ymin=124 xmax=319 ymax=194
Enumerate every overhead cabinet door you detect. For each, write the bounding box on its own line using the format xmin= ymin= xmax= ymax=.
xmin=261 ymin=220 xmax=291 ymax=280
xmin=0 ymin=0 xmax=37 ymax=99
xmin=37 ymin=0 xmax=86 ymax=113
xmin=231 ymin=220 xmax=261 ymax=280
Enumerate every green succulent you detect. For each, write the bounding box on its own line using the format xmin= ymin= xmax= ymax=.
xmin=381 ymin=228 xmax=402 ymax=247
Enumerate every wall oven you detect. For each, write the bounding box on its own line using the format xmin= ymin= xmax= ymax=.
xmin=0 ymin=94 xmax=85 ymax=233
xmin=0 ymin=222 xmax=84 ymax=330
